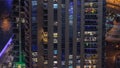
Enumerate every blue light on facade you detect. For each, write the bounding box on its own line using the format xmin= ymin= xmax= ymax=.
xmin=32 ymin=45 xmax=38 ymax=52
xmin=69 ymin=2 xmax=74 ymax=25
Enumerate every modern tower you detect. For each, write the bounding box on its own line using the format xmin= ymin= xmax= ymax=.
xmin=11 ymin=0 xmax=32 ymax=68
xmin=11 ymin=0 xmax=105 ymax=68
xmin=37 ymin=0 xmax=105 ymax=68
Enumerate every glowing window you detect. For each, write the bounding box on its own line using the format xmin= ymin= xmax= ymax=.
xmin=77 ymin=60 xmax=81 ymax=63
xmin=42 ymin=32 xmax=48 ymax=43
xmin=53 ymin=33 xmax=58 ymax=38
xmin=69 ymin=55 xmax=73 ymax=59
xmin=53 ymin=56 xmax=57 ymax=58
xmin=53 ymin=4 xmax=58 ymax=9
xmin=84 ymin=65 xmax=91 ymax=68
xmin=69 ymin=60 xmax=73 ymax=65
xmin=61 ymin=61 xmax=65 ymax=65
xmin=93 ymin=65 xmax=96 ymax=68
xmin=85 ymin=8 xmax=97 ymax=14
xmin=43 ymin=32 xmax=48 ymax=37
xmin=84 ymin=31 xmax=97 ymax=35
xmin=32 ymin=58 xmax=38 ymax=62
xmin=54 ymin=50 xmax=58 ymax=54
xmin=21 ymin=18 xmax=25 ymax=23
xmin=53 ymin=39 xmax=58 ymax=43
xmin=44 ymin=60 xmax=48 ymax=64
xmin=32 ymin=52 xmax=38 ymax=56
xmin=84 ymin=37 xmax=97 ymax=42
xmin=54 ymin=21 xmax=58 ymax=26
xmin=32 ymin=1 xmax=37 ymax=6
xmin=69 ymin=65 xmax=73 ymax=68
xmin=53 ymin=67 xmax=58 ymax=68
xmin=76 ymin=66 xmax=80 ymax=68
xmin=53 ymin=61 xmax=58 ymax=64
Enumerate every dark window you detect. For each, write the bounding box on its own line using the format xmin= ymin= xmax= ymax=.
xmin=32 ymin=45 xmax=38 ymax=51
xmin=84 ymin=43 xmax=97 ymax=48
xmin=85 ymin=15 xmax=98 ymax=19
xmin=13 ymin=28 xmax=19 ymax=33
xmin=85 ymin=49 xmax=97 ymax=54
xmin=77 ymin=42 xmax=80 ymax=55
xmin=43 ymin=16 xmax=48 ymax=20
xmin=43 ymin=3 xmax=48 ymax=9
xmin=53 ymin=26 xmax=58 ymax=32
xmin=85 ymin=20 xmax=97 ymax=25
xmin=61 ymin=54 xmax=65 ymax=60
xmin=61 ymin=43 xmax=65 ymax=48
xmin=43 ymin=9 xmax=48 ymax=14
xmin=43 ymin=21 xmax=48 ymax=26
xmin=14 ymin=57 xmax=19 ymax=62
xmin=85 ymin=26 xmax=97 ymax=31
xmin=84 ymin=0 xmax=98 ymax=2
xmin=43 ymin=26 xmax=48 ymax=31
xmin=62 ymin=0 xmax=65 ymax=4
xmin=44 ymin=50 xmax=48 ymax=54
xmin=43 ymin=44 xmax=48 ymax=49
xmin=54 ymin=9 xmax=58 ymax=21
xmin=54 ymin=44 xmax=57 ymax=49
xmin=13 ymin=46 xmax=19 ymax=50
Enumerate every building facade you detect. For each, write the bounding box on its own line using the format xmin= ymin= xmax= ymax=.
xmin=11 ymin=0 xmax=105 ymax=68
xmin=38 ymin=0 xmax=105 ymax=68
xmin=31 ymin=0 xmax=38 ymax=68
xmin=12 ymin=0 xmax=32 ymax=68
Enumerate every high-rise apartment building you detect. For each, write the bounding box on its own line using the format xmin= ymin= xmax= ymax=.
xmin=11 ymin=0 xmax=39 ymax=68
xmin=38 ymin=0 xmax=105 ymax=68
xmin=12 ymin=0 xmax=32 ymax=68
xmin=11 ymin=0 xmax=105 ymax=68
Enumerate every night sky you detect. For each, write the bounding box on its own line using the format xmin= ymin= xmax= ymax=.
xmin=0 ymin=0 xmax=12 ymax=52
